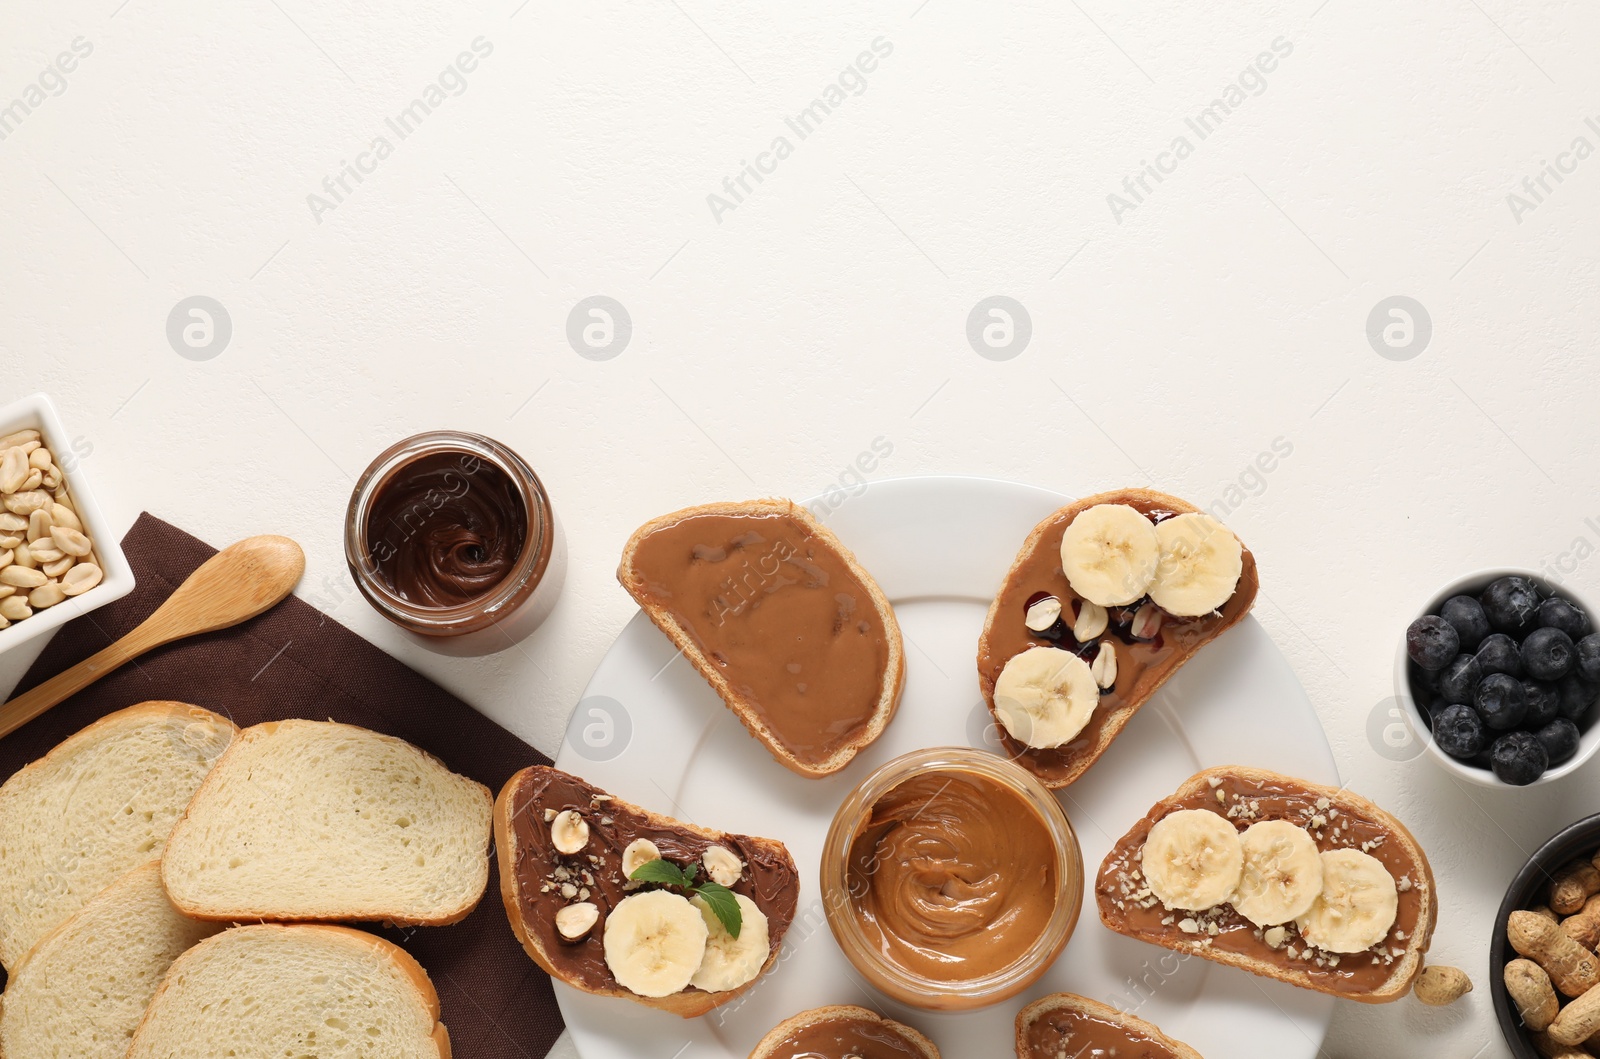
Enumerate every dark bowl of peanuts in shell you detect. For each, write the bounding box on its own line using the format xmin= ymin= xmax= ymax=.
xmin=1493 ymin=813 xmax=1600 ymax=1057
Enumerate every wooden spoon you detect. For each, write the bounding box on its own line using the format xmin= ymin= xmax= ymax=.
xmin=0 ymin=534 xmax=305 ymax=740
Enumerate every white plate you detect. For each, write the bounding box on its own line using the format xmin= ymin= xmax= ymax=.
xmin=556 ymin=475 xmax=1336 ymax=1059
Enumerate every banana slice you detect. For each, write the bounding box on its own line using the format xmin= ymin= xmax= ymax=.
xmin=688 ymin=893 xmax=770 ymax=992
xmin=992 ymin=646 xmax=1099 ymax=749
xmin=1141 ymin=809 xmax=1244 ymax=911
xmin=602 ymin=890 xmax=709 ymax=997
xmin=1148 ymin=513 xmax=1243 ymax=616
xmin=1232 ymin=820 xmax=1324 ymax=927
xmin=1060 ymin=504 xmax=1161 ymax=607
xmin=1295 ymin=848 xmax=1398 ymax=954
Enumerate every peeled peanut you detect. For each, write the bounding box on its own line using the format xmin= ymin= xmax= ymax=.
xmin=27 ymin=582 xmax=64 ymax=609
xmin=59 ymin=563 xmax=101 ymax=596
xmin=0 ymin=566 xmax=46 ymax=589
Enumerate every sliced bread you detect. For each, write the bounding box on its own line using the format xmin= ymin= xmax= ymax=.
xmin=0 ymin=860 xmax=223 ymax=1059
xmin=750 ymin=1005 xmax=940 ymax=1059
xmin=126 ymin=924 xmax=449 ymax=1059
xmin=0 ymin=701 xmax=237 ymax=971
xmin=617 ymin=499 xmax=905 ymax=777
xmin=161 ymin=720 xmax=492 ymax=926
xmin=1015 ymin=993 xmax=1201 ymax=1059
xmin=1096 ymin=766 xmax=1437 ymax=1003
xmin=976 ymin=488 xmax=1258 ymax=789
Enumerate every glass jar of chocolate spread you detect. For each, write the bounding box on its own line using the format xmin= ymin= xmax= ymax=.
xmin=820 ymin=746 xmax=1083 ymax=1010
xmin=345 ymin=431 xmax=565 ymax=654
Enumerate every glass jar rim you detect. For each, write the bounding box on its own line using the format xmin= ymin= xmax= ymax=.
xmin=819 ymin=746 xmax=1084 ymax=1007
xmin=344 ymin=430 xmax=554 ymax=634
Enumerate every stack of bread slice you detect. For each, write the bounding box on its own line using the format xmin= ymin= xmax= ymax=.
xmin=0 ymin=706 xmax=490 ymax=1058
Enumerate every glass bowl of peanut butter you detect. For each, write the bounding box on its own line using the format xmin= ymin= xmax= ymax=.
xmin=820 ymin=746 xmax=1083 ymax=1010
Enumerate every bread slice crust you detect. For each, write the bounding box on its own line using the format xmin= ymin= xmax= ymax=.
xmin=617 ymin=499 xmax=905 ymax=777
xmin=1095 ymin=766 xmax=1436 ymax=1003
xmin=126 ymin=923 xmax=449 ymax=1059
xmin=1014 ymin=993 xmax=1201 ymax=1059
xmin=977 ymin=488 xmax=1258 ymax=789
xmin=494 ymin=765 xmax=800 ymax=1018
xmin=749 ymin=1004 xmax=940 ymax=1059
xmin=160 ymin=720 xmax=492 ymax=927
xmin=0 ymin=700 xmax=237 ymax=971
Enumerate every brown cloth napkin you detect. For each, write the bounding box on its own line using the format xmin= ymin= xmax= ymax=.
xmin=0 ymin=512 xmax=565 ymax=1058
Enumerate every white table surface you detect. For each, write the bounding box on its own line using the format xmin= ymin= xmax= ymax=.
xmin=4 ymin=1 xmax=1596 ymax=1055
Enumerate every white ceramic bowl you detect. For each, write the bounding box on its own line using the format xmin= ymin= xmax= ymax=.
xmin=1395 ymin=567 xmax=1600 ymax=788
xmin=0 ymin=393 xmax=135 ymax=658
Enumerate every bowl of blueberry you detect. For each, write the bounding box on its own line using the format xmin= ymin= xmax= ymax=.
xmin=1398 ymin=570 xmax=1600 ymax=787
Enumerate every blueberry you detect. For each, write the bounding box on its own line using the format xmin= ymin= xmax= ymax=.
xmin=1523 ymin=679 xmax=1562 ymax=729
xmin=1536 ymin=718 xmax=1582 ymax=767
xmin=1523 ymin=627 xmax=1576 ymax=682
xmin=1558 ymin=674 xmax=1600 ymax=723
xmin=1577 ymin=634 xmax=1600 ymax=684
xmin=1475 ymin=672 xmax=1528 ymax=730
xmin=1438 ymin=654 xmax=1483 ymax=705
xmin=1481 ymin=576 xmax=1541 ymax=635
xmin=1406 ymin=615 xmax=1460 ymax=671
xmin=1432 ymin=703 xmax=1488 ymax=760
xmin=1440 ymin=595 xmax=1491 ymax=651
xmin=1540 ymin=597 xmax=1592 ymax=640
xmin=1490 ymin=731 xmax=1549 ymax=785
xmin=1477 ymin=633 xmax=1524 ymax=678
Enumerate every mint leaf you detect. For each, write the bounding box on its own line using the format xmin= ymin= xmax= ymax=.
xmin=629 ymin=858 xmax=692 ymax=887
xmin=694 ymin=881 xmax=742 ymax=939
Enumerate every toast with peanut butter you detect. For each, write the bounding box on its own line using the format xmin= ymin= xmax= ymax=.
xmin=1096 ymin=766 xmax=1436 ymax=1003
xmin=977 ymin=488 xmax=1257 ymax=789
xmin=1015 ymin=993 xmax=1202 ymax=1059
xmin=494 ymin=765 xmax=800 ymax=1018
xmin=750 ymin=1005 xmax=940 ymax=1059
xmin=618 ymin=499 xmax=904 ymax=778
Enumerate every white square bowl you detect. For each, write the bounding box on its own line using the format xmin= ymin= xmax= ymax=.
xmin=0 ymin=393 xmax=135 ymax=658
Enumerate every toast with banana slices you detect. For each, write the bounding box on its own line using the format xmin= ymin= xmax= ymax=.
xmin=977 ymin=489 xmax=1257 ymax=789
xmin=618 ymin=499 xmax=904 ymax=778
xmin=1015 ymin=993 xmax=1202 ymax=1059
xmin=1095 ymin=766 xmax=1436 ymax=1003
xmin=494 ymin=765 xmax=799 ymax=1017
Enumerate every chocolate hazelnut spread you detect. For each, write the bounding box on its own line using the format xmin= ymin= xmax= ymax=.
xmin=504 ymin=766 xmax=798 ymax=994
xmin=978 ymin=497 xmax=1256 ymax=785
xmin=1097 ymin=774 xmax=1429 ymax=994
xmin=845 ymin=770 xmax=1057 ymax=983
xmin=1022 ymin=1007 xmax=1187 ymax=1059
xmin=366 ymin=451 xmax=527 ymax=607
xmin=625 ymin=510 xmax=892 ymax=766
xmin=769 ymin=1016 xmax=928 ymax=1059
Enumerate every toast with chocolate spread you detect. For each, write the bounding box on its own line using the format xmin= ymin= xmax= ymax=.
xmin=977 ymin=488 xmax=1257 ymax=789
xmin=1015 ymin=993 xmax=1202 ymax=1059
xmin=750 ymin=1005 xmax=940 ymax=1059
xmin=618 ymin=499 xmax=904 ymax=778
xmin=494 ymin=765 xmax=800 ymax=1017
xmin=1096 ymin=766 xmax=1437 ymax=1003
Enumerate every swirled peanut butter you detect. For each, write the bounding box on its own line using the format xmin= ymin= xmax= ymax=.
xmin=846 ymin=769 xmax=1057 ymax=982
xmin=623 ymin=509 xmax=893 ymax=767
xmin=768 ymin=1015 xmax=928 ymax=1059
